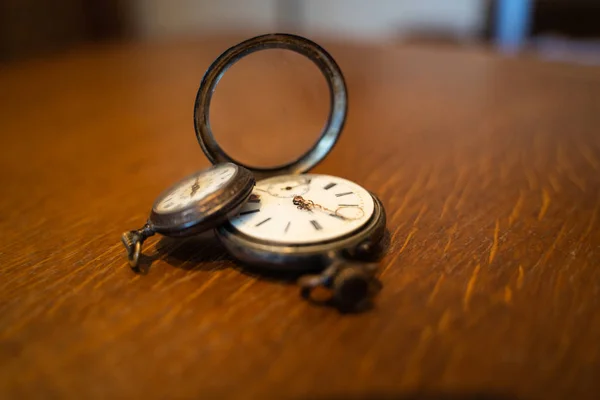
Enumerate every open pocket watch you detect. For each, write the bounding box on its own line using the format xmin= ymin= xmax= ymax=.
xmin=122 ymin=34 xmax=387 ymax=311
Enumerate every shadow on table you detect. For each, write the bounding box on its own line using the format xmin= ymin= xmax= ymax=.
xmin=149 ymin=228 xmax=392 ymax=313
xmin=154 ymin=231 xmax=231 ymax=271
xmin=153 ymin=231 xmax=299 ymax=284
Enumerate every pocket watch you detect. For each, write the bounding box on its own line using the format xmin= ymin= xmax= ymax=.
xmin=122 ymin=33 xmax=387 ymax=311
xmin=193 ymin=33 xmax=387 ymax=310
xmin=216 ymin=174 xmax=386 ymax=310
xmin=121 ymin=163 xmax=255 ymax=269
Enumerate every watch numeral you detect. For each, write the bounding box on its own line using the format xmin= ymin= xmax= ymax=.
xmin=335 ymin=192 xmax=353 ymax=197
xmin=255 ymin=217 xmax=271 ymax=227
xmin=284 ymin=221 xmax=291 ymax=233
xmin=310 ymin=220 xmax=322 ymax=231
xmin=324 ymin=182 xmax=337 ymax=190
xmin=338 ymin=204 xmax=358 ymax=207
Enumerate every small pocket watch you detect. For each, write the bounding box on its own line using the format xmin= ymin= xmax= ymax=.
xmin=123 ymin=33 xmax=387 ymax=310
xmin=121 ymin=163 xmax=255 ymax=268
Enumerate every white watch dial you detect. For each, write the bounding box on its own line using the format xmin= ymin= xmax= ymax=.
xmin=229 ymin=174 xmax=375 ymax=245
xmin=154 ymin=164 xmax=237 ymax=213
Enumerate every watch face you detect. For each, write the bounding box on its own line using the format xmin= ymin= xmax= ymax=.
xmin=153 ymin=163 xmax=237 ymax=214
xmin=229 ymin=174 xmax=375 ymax=245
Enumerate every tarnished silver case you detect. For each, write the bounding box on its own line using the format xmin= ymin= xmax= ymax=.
xmin=215 ymin=193 xmax=386 ymax=272
xmin=149 ymin=163 xmax=255 ymax=237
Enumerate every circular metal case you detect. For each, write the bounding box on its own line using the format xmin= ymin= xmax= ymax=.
xmin=149 ymin=163 xmax=255 ymax=237
xmin=193 ymin=33 xmax=347 ymax=180
xmin=216 ymin=193 xmax=386 ymax=271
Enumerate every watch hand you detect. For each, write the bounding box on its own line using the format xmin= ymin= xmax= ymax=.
xmin=293 ymin=196 xmax=347 ymax=220
xmin=190 ymin=178 xmax=200 ymax=197
xmin=292 ymin=195 xmax=315 ymax=210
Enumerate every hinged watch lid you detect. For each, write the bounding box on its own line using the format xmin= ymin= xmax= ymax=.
xmin=193 ymin=33 xmax=348 ymax=180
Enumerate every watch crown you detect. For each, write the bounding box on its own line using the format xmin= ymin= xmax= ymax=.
xmin=121 ymin=231 xmax=136 ymax=251
xmin=120 ymin=223 xmax=155 ymax=272
xmin=298 ymin=261 xmax=381 ymax=311
xmin=121 ymin=231 xmax=142 ymax=270
xmin=333 ymin=267 xmax=371 ymax=309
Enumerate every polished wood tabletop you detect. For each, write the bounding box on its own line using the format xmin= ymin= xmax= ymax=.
xmin=1 ymin=36 xmax=599 ymax=399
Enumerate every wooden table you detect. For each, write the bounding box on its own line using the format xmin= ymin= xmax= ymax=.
xmin=1 ymin=37 xmax=599 ymax=399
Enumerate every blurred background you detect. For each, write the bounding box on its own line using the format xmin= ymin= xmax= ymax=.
xmin=1 ymin=0 xmax=600 ymax=65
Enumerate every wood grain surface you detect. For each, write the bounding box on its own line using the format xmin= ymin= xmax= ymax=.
xmin=1 ymin=37 xmax=599 ymax=399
